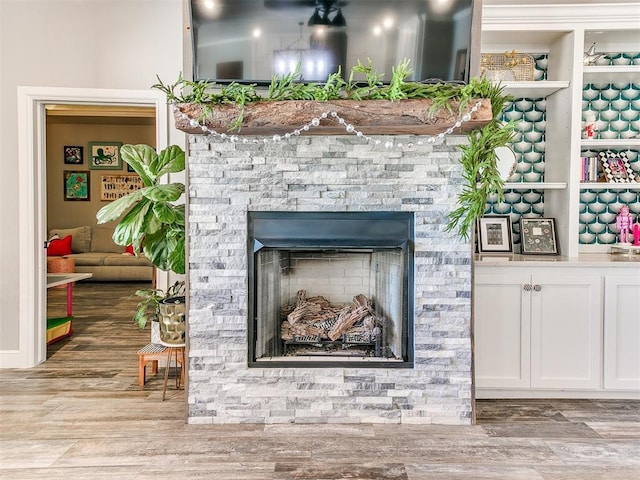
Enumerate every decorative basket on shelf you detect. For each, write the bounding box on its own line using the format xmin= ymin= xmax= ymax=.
xmin=480 ymin=51 xmax=535 ymax=82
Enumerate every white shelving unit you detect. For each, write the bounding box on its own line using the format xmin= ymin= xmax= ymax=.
xmin=475 ymin=5 xmax=640 ymax=399
xmin=482 ymin=14 xmax=639 ymax=259
xmin=581 ymin=139 xmax=640 ymax=150
xmin=504 ymin=182 xmax=567 ymax=190
xmin=583 ymin=65 xmax=640 ymax=84
xmin=580 ymin=182 xmax=640 ymax=190
xmin=501 ymin=81 xmax=569 ymax=98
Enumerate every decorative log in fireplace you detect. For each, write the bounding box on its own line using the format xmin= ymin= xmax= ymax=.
xmin=281 ymin=290 xmax=384 ymax=356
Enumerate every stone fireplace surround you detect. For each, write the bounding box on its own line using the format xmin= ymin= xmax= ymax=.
xmin=187 ymin=134 xmax=472 ymax=424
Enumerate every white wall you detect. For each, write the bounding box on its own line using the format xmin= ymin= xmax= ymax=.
xmin=0 ymin=0 xmax=183 ymax=353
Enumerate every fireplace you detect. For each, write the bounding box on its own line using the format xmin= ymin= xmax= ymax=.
xmin=186 ymin=134 xmax=472 ymax=424
xmin=248 ymin=211 xmax=414 ymax=367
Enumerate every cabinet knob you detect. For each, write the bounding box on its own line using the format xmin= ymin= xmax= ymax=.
xmin=523 ymin=284 xmax=532 ymax=291
xmin=533 ymin=284 xmax=542 ymax=292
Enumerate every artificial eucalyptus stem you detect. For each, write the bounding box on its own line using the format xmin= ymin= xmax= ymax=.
xmin=445 ymin=82 xmax=515 ymax=239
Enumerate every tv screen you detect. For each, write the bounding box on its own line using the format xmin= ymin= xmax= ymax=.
xmin=188 ymin=0 xmax=480 ymax=84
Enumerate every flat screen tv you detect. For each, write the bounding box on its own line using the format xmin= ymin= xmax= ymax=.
xmin=188 ymin=0 xmax=482 ymax=85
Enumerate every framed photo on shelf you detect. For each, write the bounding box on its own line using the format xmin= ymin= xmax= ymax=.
xmin=63 ymin=171 xmax=90 ymax=201
xmin=63 ymin=145 xmax=83 ymax=164
xmin=599 ymin=151 xmax=634 ymax=183
xmin=477 ymin=215 xmax=513 ymax=253
xmin=520 ymin=218 xmax=558 ymax=255
xmin=88 ymin=141 xmax=122 ymax=170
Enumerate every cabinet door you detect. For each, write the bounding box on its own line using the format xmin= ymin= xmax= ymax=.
xmin=474 ymin=271 xmax=531 ymax=389
xmin=604 ymin=275 xmax=640 ymax=391
xmin=530 ymin=273 xmax=602 ymax=390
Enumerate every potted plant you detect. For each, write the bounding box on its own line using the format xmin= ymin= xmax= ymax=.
xmin=96 ymin=144 xmax=186 ymax=344
xmin=130 ymin=281 xmax=185 ymax=330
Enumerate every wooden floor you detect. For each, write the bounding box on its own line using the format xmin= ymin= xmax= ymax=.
xmin=0 ymin=282 xmax=638 ymax=479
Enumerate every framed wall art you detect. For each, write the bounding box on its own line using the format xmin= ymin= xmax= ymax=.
xmin=100 ymin=174 xmax=143 ymax=201
xmin=63 ymin=145 xmax=83 ymax=164
xmin=88 ymin=141 xmax=122 ymax=170
xmin=599 ymin=151 xmax=634 ymax=183
xmin=477 ymin=215 xmax=513 ymax=253
xmin=63 ymin=171 xmax=90 ymax=201
xmin=520 ymin=218 xmax=558 ymax=255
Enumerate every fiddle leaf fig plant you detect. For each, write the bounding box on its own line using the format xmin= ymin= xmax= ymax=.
xmin=96 ymin=144 xmax=186 ymax=329
xmin=96 ymin=144 xmax=186 ymax=275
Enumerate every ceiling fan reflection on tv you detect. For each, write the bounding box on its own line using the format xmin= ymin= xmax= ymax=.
xmin=264 ymin=0 xmax=348 ymax=27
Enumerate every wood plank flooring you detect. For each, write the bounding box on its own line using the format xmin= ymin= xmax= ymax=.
xmin=0 ymin=282 xmax=638 ymax=479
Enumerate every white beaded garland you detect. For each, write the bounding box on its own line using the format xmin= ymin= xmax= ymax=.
xmin=174 ymin=100 xmax=482 ymax=150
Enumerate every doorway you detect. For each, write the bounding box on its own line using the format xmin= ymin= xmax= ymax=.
xmin=17 ymin=87 xmax=169 ymax=368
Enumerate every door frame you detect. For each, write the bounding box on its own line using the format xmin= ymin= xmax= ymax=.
xmin=16 ymin=87 xmax=169 ymax=368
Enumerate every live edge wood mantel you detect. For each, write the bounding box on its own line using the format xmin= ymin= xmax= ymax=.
xmin=173 ymin=98 xmax=492 ymax=136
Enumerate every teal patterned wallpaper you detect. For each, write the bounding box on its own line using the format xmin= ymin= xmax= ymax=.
xmin=486 ymin=53 xmax=639 ymax=248
xmin=580 ymin=52 xmax=639 ymax=245
xmin=486 ymin=55 xmax=548 ymax=246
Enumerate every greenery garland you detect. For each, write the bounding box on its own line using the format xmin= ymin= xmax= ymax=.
xmin=153 ymin=61 xmax=513 ymax=240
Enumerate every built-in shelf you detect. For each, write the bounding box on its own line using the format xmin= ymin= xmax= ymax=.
xmin=610 ymin=244 xmax=640 ymax=255
xmin=580 ymin=182 xmax=640 ymax=190
xmin=581 ymin=139 xmax=640 ymax=150
xmin=503 ymin=182 xmax=567 ymax=190
xmin=500 ymin=81 xmax=570 ymax=98
xmin=583 ymin=65 xmax=640 ymax=84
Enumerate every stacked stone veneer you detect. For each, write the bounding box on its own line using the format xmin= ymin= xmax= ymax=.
xmin=187 ymin=134 xmax=472 ymax=424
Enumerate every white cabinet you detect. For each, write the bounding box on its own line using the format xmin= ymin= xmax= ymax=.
xmin=529 ymin=272 xmax=602 ymax=390
xmin=604 ymin=275 xmax=640 ymax=391
xmin=475 ymin=271 xmax=531 ymax=389
xmin=475 ymin=267 xmax=602 ymax=392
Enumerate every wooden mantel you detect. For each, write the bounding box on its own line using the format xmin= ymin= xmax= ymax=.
xmin=173 ymin=99 xmax=492 ymax=136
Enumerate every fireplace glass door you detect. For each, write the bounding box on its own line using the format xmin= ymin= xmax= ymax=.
xmin=248 ymin=212 xmax=414 ymax=367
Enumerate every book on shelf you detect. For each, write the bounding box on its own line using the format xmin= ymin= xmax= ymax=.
xmin=580 ymin=156 xmax=601 ymax=182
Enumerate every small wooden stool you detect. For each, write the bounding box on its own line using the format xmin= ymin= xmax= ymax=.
xmin=137 ymin=343 xmax=168 ymax=386
xmin=161 ymin=344 xmax=186 ymax=401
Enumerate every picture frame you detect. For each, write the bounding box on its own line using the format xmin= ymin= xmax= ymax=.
xmin=88 ymin=141 xmax=122 ymax=170
xmin=599 ymin=151 xmax=634 ymax=183
xmin=63 ymin=145 xmax=83 ymax=164
xmin=520 ymin=218 xmax=558 ymax=255
xmin=100 ymin=174 xmax=143 ymax=201
xmin=63 ymin=171 xmax=90 ymax=201
xmin=477 ymin=215 xmax=513 ymax=253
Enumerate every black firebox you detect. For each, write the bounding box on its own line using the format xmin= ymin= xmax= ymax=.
xmin=247 ymin=212 xmax=414 ymax=368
